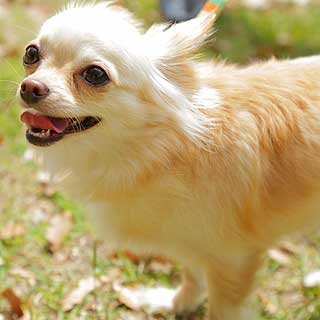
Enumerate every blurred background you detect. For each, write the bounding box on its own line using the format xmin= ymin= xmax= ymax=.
xmin=1 ymin=0 xmax=320 ymax=319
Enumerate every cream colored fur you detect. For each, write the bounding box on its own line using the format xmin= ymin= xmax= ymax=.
xmin=18 ymin=3 xmax=320 ymax=319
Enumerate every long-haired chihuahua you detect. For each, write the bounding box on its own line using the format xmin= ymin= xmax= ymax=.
xmin=17 ymin=2 xmax=320 ymax=319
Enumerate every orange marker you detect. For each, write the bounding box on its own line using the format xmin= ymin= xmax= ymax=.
xmin=203 ymin=0 xmax=227 ymax=14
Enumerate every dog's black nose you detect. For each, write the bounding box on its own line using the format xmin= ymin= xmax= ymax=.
xmin=20 ymin=79 xmax=49 ymax=104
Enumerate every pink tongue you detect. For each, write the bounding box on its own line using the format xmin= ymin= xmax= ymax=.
xmin=20 ymin=111 xmax=70 ymax=133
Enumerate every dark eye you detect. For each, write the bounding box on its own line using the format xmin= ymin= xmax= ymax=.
xmin=82 ymin=66 xmax=110 ymax=87
xmin=23 ymin=45 xmax=40 ymax=66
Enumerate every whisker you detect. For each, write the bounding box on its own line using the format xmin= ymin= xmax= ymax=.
xmin=0 ymin=79 xmax=20 ymax=86
xmin=0 ymin=87 xmax=19 ymax=101
xmin=0 ymin=96 xmax=20 ymax=112
xmin=61 ymin=110 xmax=87 ymax=134
xmin=14 ymin=25 xmax=38 ymax=37
xmin=2 ymin=59 xmax=23 ymax=79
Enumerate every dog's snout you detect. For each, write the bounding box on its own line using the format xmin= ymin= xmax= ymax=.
xmin=20 ymin=79 xmax=49 ymax=104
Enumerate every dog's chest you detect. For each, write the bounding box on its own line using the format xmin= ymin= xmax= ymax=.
xmin=85 ymin=177 xmax=218 ymax=257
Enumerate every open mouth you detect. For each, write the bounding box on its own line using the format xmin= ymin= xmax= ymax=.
xmin=20 ymin=111 xmax=101 ymax=147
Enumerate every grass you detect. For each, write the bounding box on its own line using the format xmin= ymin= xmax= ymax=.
xmin=1 ymin=0 xmax=320 ymax=319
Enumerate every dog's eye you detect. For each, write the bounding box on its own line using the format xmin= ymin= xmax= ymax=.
xmin=82 ymin=66 xmax=110 ymax=87
xmin=23 ymin=45 xmax=40 ymax=66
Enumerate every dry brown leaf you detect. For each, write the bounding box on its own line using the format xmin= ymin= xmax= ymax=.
xmin=268 ymin=248 xmax=291 ymax=266
xmin=2 ymin=288 xmax=24 ymax=318
xmin=0 ymin=223 xmax=26 ymax=240
xmin=62 ymin=277 xmax=96 ymax=312
xmin=117 ymin=291 xmax=140 ymax=311
xmin=112 ymin=251 xmax=141 ymax=263
xmin=9 ymin=268 xmax=36 ymax=286
xmin=278 ymin=240 xmax=301 ymax=255
xmin=46 ymin=212 xmax=72 ymax=252
xmin=114 ymin=283 xmax=176 ymax=313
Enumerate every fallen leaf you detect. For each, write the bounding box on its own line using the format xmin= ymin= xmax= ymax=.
xmin=112 ymin=251 xmax=141 ymax=263
xmin=62 ymin=277 xmax=96 ymax=312
xmin=0 ymin=223 xmax=26 ymax=240
xmin=2 ymin=288 xmax=24 ymax=318
xmin=46 ymin=212 xmax=72 ymax=252
xmin=9 ymin=268 xmax=36 ymax=286
xmin=278 ymin=240 xmax=301 ymax=255
xmin=114 ymin=282 xmax=177 ymax=313
xmin=268 ymin=248 xmax=291 ymax=266
xmin=148 ymin=260 xmax=172 ymax=274
xmin=304 ymin=270 xmax=320 ymax=288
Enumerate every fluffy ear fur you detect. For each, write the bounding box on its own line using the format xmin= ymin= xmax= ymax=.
xmin=145 ymin=13 xmax=215 ymax=63
xmin=143 ymin=13 xmax=215 ymax=94
xmin=63 ymin=1 xmax=143 ymax=32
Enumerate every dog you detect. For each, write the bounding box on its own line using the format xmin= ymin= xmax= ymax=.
xmin=17 ymin=2 xmax=320 ymax=319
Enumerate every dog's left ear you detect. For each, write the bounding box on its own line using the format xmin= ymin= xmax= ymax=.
xmin=143 ymin=13 xmax=214 ymax=93
xmin=145 ymin=13 xmax=215 ymax=64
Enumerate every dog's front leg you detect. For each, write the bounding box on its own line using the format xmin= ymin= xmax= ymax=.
xmin=206 ymin=251 xmax=262 ymax=320
xmin=173 ymin=267 xmax=207 ymax=315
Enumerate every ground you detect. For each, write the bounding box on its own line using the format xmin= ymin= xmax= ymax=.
xmin=1 ymin=0 xmax=320 ymax=319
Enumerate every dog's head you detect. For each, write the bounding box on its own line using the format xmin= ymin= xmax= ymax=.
xmin=18 ymin=3 xmax=216 ymax=192
xmin=18 ymin=2 xmax=214 ymax=146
